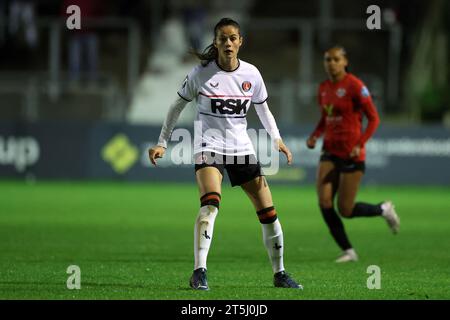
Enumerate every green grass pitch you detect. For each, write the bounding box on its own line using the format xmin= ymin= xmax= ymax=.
xmin=0 ymin=181 xmax=449 ymax=299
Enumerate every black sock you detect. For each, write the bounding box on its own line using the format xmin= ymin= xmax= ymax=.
xmin=320 ymin=207 xmax=352 ymax=251
xmin=351 ymin=202 xmax=383 ymax=217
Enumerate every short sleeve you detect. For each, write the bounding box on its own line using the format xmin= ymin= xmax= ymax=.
xmin=177 ymin=66 xmax=199 ymax=102
xmin=252 ymin=68 xmax=268 ymax=104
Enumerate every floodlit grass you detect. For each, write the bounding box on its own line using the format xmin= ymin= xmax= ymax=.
xmin=0 ymin=181 xmax=449 ymax=299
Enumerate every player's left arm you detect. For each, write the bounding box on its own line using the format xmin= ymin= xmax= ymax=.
xmin=350 ymin=82 xmax=380 ymax=157
xmin=252 ymin=67 xmax=293 ymax=164
xmin=254 ymin=102 xmax=292 ymax=165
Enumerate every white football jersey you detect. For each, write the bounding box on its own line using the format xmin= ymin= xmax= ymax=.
xmin=178 ymin=59 xmax=268 ymax=156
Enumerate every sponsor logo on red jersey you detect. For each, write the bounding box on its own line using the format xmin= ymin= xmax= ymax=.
xmin=323 ymin=104 xmax=334 ymax=116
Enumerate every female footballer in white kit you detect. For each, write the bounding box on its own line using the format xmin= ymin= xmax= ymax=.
xmin=148 ymin=18 xmax=302 ymax=290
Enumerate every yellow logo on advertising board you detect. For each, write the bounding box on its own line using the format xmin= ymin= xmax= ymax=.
xmin=102 ymin=134 xmax=138 ymax=174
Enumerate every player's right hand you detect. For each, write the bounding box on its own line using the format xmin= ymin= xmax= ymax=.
xmin=306 ymin=136 xmax=317 ymax=149
xmin=148 ymin=146 xmax=166 ymax=166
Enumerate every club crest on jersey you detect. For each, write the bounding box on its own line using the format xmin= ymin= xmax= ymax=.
xmin=242 ymin=81 xmax=252 ymax=92
xmin=336 ymin=88 xmax=346 ymax=98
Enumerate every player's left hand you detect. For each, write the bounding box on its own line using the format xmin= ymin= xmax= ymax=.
xmin=350 ymin=145 xmax=361 ymax=158
xmin=275 ymin=139 xmax=293 ymax=165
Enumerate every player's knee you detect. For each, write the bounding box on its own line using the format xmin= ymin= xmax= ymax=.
xmin=337 ymin=203 xmax=353 ymax=218
xmin=319 ymin=199 xmax=334 ymax=209
xmin=200 ymin=192 xmax=221 ymax=209
xmin=256 ymin=206 xmax=278 ymax=224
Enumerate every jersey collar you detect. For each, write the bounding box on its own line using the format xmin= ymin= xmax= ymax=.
xmin=215 ymin=59 xmax=241 ymax=73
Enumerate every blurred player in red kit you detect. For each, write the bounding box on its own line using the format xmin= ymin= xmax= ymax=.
xmin=307 ymin=46 xmax=400 ymax=263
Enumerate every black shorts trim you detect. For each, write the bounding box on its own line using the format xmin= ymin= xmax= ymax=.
xmin=194 ymin=152 xmax=263 ymax=187
xmin=320 ymin=151 xmax=365 ymax=173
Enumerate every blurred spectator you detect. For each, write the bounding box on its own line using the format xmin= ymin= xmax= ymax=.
xmin=8 ymin=0 xmax=38 ymax=48
xmin=149 ymin=15 xmax=188 ymax=73
xmin=62 ymin=0 xmax=104 ymax=86
xmin=182 ymin=1 xmax=206 ymax=52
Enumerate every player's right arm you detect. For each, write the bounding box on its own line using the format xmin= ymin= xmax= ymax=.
xmin=307 ymin=115 xmax=325 ymax=149
xmin=149 ymin=68 xmax=198 ymax=166
xmin=148 ymin=96 xmax=189 ymax=166
xmin=307 ymin=85 xmax=326 ymax=149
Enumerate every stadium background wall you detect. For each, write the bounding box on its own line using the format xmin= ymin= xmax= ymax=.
xmin=0 ymin=122 xmax=449 ymax=185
